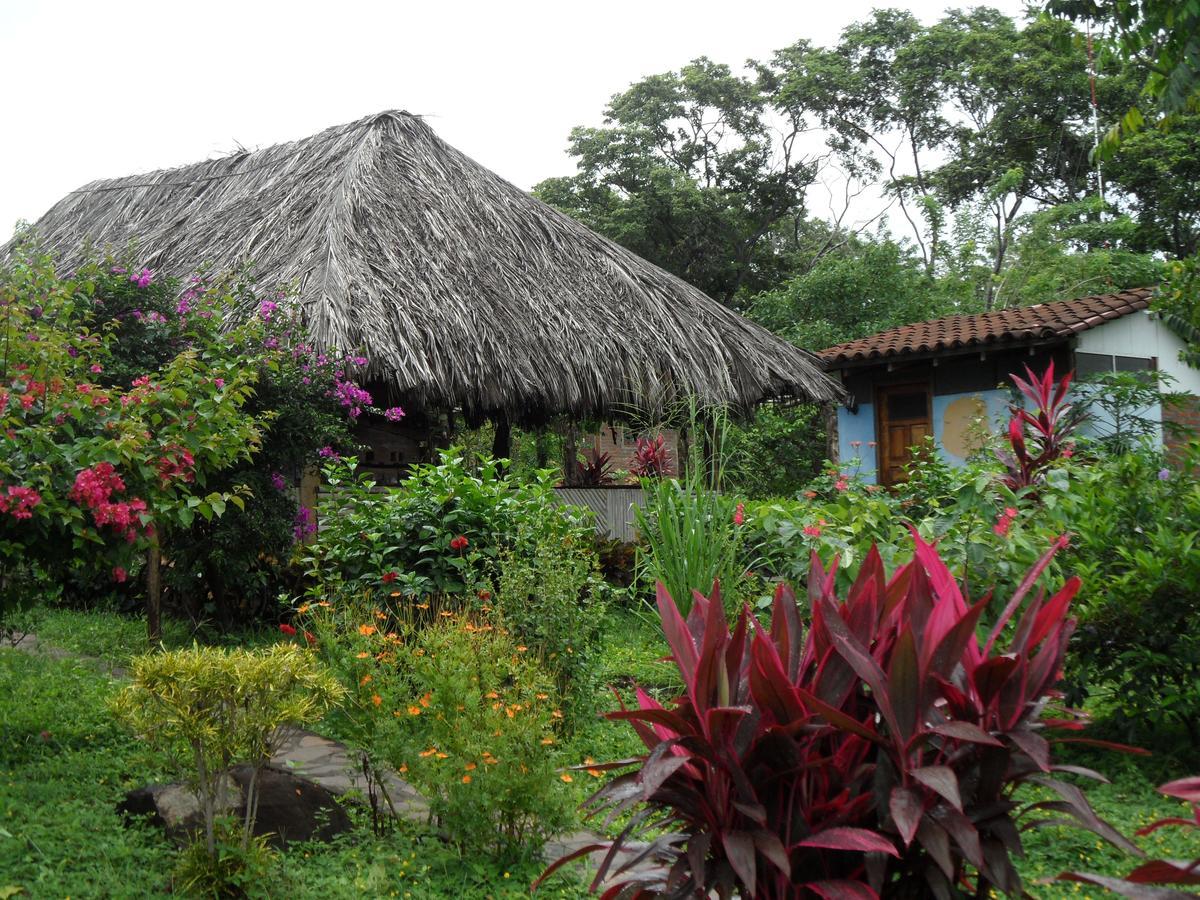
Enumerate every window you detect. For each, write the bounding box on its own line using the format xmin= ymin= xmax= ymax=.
xmin=1075 ymin=351 xmax=1156 ymax=378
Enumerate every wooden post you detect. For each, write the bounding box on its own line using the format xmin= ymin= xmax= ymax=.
xmin=562 ymin=422 xmax=578 ymax=486
xmin=146 ymin=537 xmax=162 ymax=645
xmin=491 ymin=413 xmax=511 ymax=465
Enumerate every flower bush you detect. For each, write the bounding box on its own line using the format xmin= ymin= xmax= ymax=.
xmin=543 ymin=534 xmax=1136 ymax=898
xmin=294 ymin=599 xmax=574 ymax=857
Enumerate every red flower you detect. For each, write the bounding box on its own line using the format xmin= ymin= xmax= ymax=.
xmin=450 ymin=535 xmax=469 ymax=551
xmin=733 ymin=503 xmax=744 ymax=527
xmin=381 ymin=571 xmax=399 ymax=584
xmin=803 ymin=524 xmax=822 ymax=537
xmin=112 ymin=566 xmax=127 ymax=583
xmin=279 ymin=623 xmax=297 ymax=636
xmin=835 ymin=479 xmax=849 ymax=492
xmin=304 ymin=631 xmax=316 ymax=646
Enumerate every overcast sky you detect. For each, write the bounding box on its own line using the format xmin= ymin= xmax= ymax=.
xmin=1 ymin=0 xmax=1028 ymax=239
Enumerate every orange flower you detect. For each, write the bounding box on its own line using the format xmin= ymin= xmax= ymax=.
xmin=588 ymin=768 xmax=604 ymax=778
xmin=435 ymin=752 xmax=448 ymax=759
xmin=399 ymin=763 xmax=408 ymax=773
xmin=297 ymin=604 xmax=310 ymax=614
xmin=371 ymin=694 xmax=382 ymax=707
xmin=316 ymin=601 xmax=332 ymax=608
xmin=407 ymin=705 xmax=422 ymax=716
xmin=439 ymin=610 xmax=453 ymax=618
xmin=419 ymin=692 xmax=432 ymax=708
xmin=419 ymin=747 xmax=438 ymax=758
xmin=389 ymin=591 xmax=402 ymax=597
xmin=355 ymin=651 xmax=370 ymax=659
xmin=485 ymin=691 xmax=500 ymax=699
xmin=375 ymin=610 xmax=388 ymax=620
xmin=535 ymin=693 xmax=549 ymax=700
xmin=358 ymin=624 xmax=377 ymax=637
xmin=551 ymin=710 xmax=564 ymax=719
xmin=415 ymin=602 xmax=430 ymax=610
xmin=360 ymin=674 xmax=372 ymax=686
xmin=540 ymin=737 xmax=555 ymax=745
xmin=516 ymin=645 xmax=528 ymax=652
xmin=461 ymin=775 xmax=472 ymax=784
xmin=560 ymin=773 xmax=573 ymax=783
xmin=464 ymin=762 xmax=477 ymax=771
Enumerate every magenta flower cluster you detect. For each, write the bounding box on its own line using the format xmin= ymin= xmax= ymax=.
xmin=293 ymin=506 xmax=316 ymax=541
xmin=130 ymin=268 xmax=154 ymax=289
xmin=384 ymin=406 xmax=405 ymax=422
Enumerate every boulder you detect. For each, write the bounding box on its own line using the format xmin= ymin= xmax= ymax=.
xmin=118 ymin=765 xmax=351 ymax=847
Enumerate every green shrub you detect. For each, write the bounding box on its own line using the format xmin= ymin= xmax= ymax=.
xmin=396 ymin=616 xmax=574 ymax=857
xmin=297 ymin=602 xmax=574 ymax=858
xmin=301 ymin=451 xmax=594 ymax=603
xmin=495 ymin=505 xmax=606 ymax=728
xmin=634 ymin=477 xmax=748 ymax=615
xmin=110 ymin=643 xmax=344 ymax=876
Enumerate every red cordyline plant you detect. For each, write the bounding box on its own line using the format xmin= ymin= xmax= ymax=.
xmin=631 ymin=435 xmax=674 ymax=479
xmin=539 ymin=533 xmax=1139 ymax=899
xmin=1063 ymin=776 xmax=1200 ymax=896
xmin=577 ymin=449 xmax=617 ymax=486
xmin=996 ymin=362 xmax=1086 ymax=490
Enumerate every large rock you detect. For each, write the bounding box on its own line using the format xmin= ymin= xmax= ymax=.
xmin=118 ymin=765 xmax=351 ymax=847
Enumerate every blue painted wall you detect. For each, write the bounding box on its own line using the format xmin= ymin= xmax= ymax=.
xmin=836 ymin=389 xmax=1011 ymax=483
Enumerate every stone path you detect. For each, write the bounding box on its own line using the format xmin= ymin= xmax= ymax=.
xmin=2 ymin=631 xmax=667 ymax=885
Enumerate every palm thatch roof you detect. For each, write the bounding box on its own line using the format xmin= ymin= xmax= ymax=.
xmin=9 ymin=111 xmax=841 ymax=422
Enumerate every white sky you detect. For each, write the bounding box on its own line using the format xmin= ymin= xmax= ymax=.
xmin=0 ymin=0 xmax=1027 ymax=239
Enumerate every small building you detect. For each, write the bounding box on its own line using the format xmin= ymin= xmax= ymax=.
xmin=820 ymin=288 xmax=1200 ymax=485
xmin=9 ymin=110 xmax=842 ymax=478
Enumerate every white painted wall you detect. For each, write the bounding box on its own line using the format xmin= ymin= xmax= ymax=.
xmin=1075 ymin=310 xmax=1200 ymax=395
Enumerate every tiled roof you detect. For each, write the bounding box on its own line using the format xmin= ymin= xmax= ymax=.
xmin=820 ymin=287 xmax=1154 ymax=368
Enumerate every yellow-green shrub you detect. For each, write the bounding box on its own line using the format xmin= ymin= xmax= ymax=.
xmin=110 ymin=643 xmax=344 ymax=865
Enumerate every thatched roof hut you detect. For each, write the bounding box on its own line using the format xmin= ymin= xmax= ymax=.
xmin=9 ymin=111 xmax=841 ymax=422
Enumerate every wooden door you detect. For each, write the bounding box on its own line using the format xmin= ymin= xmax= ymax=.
xmin=877 ymin=384 xmax=932 ymax=486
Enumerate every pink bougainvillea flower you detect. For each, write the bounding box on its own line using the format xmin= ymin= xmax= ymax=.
xmin=270 ymin=471 xmax=286 ymax=491
xmin=258 ymin=300 xmax=278 ymax=321
xmin=213 ymin=378 xmax=225 ymax=389
xmin=384 ymin=406 xmax=405 ymax=422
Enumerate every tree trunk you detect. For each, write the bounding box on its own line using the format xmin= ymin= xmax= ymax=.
xmin=146 ymin=537 xmax=162 ymax=645
xmin=562 ymin=423 xmax=578 ymax=486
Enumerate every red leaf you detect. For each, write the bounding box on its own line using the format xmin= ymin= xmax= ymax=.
xmin=796 ymin=827 xmax=899 ymax=857
xmin=890 ymin=786 xmax=923 ymax=846
xmin=809 ymin=881 xmax=880 ymax=899
xmin=656 ymin=581 xmax=698 ymax=683
xmin=911 ymin=766 xmax=963 ymax=811
xmin=929 ymin=721 xmax=1003 ymax=747
xmin=1160 ymin=777 xmax=1200 ymax=804
xmin=723 ymin=831 xmax=757 ymax=896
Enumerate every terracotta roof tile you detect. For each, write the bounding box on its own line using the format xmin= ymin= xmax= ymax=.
xmin=820 ymin=288 xmax=1154 ymax=368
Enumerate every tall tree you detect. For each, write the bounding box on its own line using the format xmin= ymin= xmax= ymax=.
xmin=534 ymin=58 xmax=820 ymax=305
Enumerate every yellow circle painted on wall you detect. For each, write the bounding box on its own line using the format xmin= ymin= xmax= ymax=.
xmin=942 ymin=395 xmax=990 ymax=460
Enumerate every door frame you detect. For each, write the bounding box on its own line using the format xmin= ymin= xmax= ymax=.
xmin=874 ymin=380 xmax=933 ymax=486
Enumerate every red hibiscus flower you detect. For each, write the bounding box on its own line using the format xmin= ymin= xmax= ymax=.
xmin=450 ymin=535 xmax=468 ymax=551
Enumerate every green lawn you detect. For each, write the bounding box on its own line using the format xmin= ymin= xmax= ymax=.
xmin=2 ymin=605 xmax=1198 ymax=898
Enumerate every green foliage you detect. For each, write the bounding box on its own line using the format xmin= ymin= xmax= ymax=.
xmin=1048 ymin=0 xmax=1200 ymax=150
xmin=748 ymin=237 xmax=953 ymax=350
xmin=633 ymin=477 xmax=747 ymax=616
xmin=721 ymin=403 xmax=827 ymax=500
xmin=301 ymin=451 xmax=593 ymax=603
xmin=171 ymin=819 xmax=277 ymax=899
xmin=297 ymin=602 xmax=574 ymax=858
xmin=110 ymin=644 xmax=344 ymax=863
xmin=396 ymin=617 xmax=575 ymax=857
xmin=495 ymin=507 xmax=607 ymax=726
xmin=1061 ymin=443 xmax=1200 ymax=754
